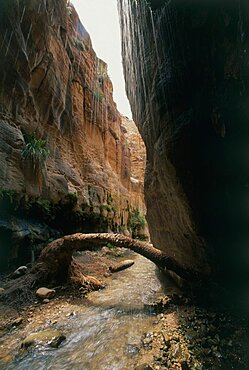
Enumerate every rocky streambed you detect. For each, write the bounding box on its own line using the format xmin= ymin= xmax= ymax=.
xmin=0 ymin=249 xmax=248 ymax=370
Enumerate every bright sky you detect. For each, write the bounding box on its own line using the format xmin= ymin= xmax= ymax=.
xmin=71 ymin=0 xmax=132 ymax=118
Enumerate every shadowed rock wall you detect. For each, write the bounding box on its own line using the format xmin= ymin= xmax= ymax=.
xmin=118 ymin=0 xmax=249 ymax=284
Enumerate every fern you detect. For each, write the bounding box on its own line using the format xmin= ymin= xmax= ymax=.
xmin=22 ymin=134 xmax=50 ymax=170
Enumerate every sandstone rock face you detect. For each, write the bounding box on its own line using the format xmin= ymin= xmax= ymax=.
xmin=119 ymin=0 xmax=249 ymax=283
xmin=121 ymin=116 xmax=146 ymax=214
xmin=0 ymin=1 xmax=146 ymax=269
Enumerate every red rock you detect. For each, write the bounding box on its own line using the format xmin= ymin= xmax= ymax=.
xmin=0 ymin=0 xmax=147 ymax=243
xmin=36 ymin=288 xmax=56 ymax=300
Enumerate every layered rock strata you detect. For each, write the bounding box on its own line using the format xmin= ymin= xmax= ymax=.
xmin=0 ymin=0 xmax=146 ymax=270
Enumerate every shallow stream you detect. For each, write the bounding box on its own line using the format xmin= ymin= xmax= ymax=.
xmin=5 ymin=254 xmax=176 ymax=370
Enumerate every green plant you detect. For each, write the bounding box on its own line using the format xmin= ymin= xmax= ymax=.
xmin=88 ymin=187 xmax=97 ymax=206
xmin=128 ymin=208 xmax=146 ymax=239
xmin=106 ymin=242 xmax=116 ymax=250
xmin=94 ymin=91 xmax=103 ymax=102
xmin=105 ymin=204 xmax=112 ymax=212
xmin=0 ymin=189 xmax=16 ymax=203
xmin=35 ymin=198 xmax=52 ymax=217
xmin=73 ymin=37 xmax=85 ymax=51
xmin=64 ymin=192 xmax=78 ymax=207
xmin=107 ymin=193 xmax=112 ymax=205
xmin=119 ymin=225 xmax=126 ymax=233
xmin=112 ymin=205 xmax=117 ymax=213
xmin=22 ymin=134 xmax=50 ymax=170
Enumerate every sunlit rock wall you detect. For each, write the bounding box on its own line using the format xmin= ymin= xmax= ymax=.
xmin=0 ymin=0 xmax=146 ymax=270
xmin=118 ymin=0 xmax=249 ymax=283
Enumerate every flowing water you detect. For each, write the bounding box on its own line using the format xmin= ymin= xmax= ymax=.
xmin=5 ymin=254 xmax=177 ymax=370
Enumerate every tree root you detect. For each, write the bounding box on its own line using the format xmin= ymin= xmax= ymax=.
xmin=69 ymin=259 xmax=104 ymax=290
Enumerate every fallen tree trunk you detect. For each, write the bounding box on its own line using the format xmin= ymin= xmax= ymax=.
xmin=32 ymin=233 xmax=210 ymax=284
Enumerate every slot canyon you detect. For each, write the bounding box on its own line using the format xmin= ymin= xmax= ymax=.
xmin=0 ymin=0 xmax=249 ymax=369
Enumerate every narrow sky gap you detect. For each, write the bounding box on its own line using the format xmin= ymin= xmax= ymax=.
xmin=71 ymin=0 xmax=132 ymax=118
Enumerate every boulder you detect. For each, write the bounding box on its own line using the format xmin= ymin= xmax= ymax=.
xmin=36 ymin=287 xmax=56 ymax=300
xmin=21 ymin=330 xmax=66 ymax=348
xmin=109 ymin=260 xmax=134 ymax=273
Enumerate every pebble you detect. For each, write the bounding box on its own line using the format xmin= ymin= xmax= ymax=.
xmin=66 ymin=311 xmax=76 ymax=317
xmin=143 ymin=337 xmax=153 ymax=345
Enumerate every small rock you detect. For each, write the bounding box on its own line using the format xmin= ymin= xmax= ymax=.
xmin=66 ymin=312 xmax=75 ymax=318
xmin=21 ymin=330 xmax=66 ymax=348
xmin=42 ymin=299 xmax=50 ymax=304
xmin=103 ymin=272 xmax=111 ymax=278
xmin=125 ymin=343 xmax=140 ymax=357
xmin=101 ymin=246 xmax=111 ymax=254
xmin=143 ymin=337 xmax=153 ymax=345
xmin=36 ymin=287 xmax=56 ymax=300
xmin=0 ymin=288 xmax=5 ymax=294
xmin=12 ymin=266 xmax=28 ymax=279
xmin=135 ymin=364 xmax=154 ymax=370
xmin=85 ymin=275 xmax=104 ymax=289
xmin=11 ymin=317 xmax=23 ymax=327
xmin=109 ymin=260 xmax=134 ymax=273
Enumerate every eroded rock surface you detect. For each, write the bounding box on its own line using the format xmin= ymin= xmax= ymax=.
xmin=0 ymin=0 xmax=146 ymax=270
xmin=118 ymin=0 xmax=249 ymax=286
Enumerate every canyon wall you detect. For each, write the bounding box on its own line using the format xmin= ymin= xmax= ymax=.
xmin=119 ymin=0 xmax=249 ymax=285
xmin=0 ymin=0 xmax=146 ymax=270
